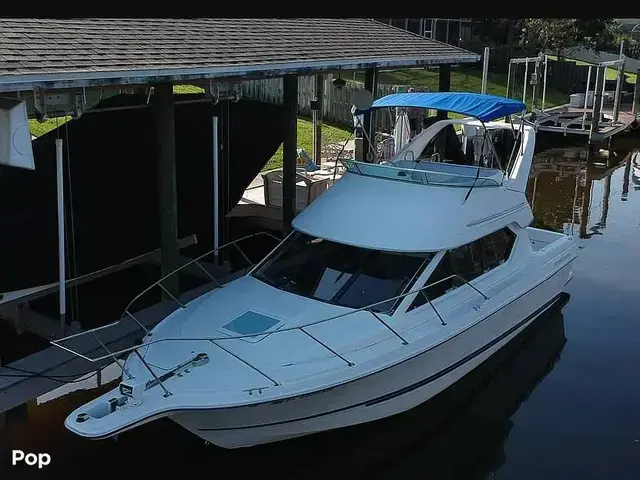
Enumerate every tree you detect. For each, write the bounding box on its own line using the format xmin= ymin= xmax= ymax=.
xmin=519 ymin=19 xmax=619 ymax=58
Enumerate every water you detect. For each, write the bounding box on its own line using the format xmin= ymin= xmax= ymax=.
xmin=2 ymin=143 xmax=640 ymax=479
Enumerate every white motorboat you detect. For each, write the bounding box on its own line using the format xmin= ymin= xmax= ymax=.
xmin=54 ymin=92 xmax=578 ymax=449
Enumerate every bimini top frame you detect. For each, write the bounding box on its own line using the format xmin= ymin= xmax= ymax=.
xmin=345 ymin=92 xmax=529 ymax=199
xmin=354 ymin=91 xmax=526 ymax=122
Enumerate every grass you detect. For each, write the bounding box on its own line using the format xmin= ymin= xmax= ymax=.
xmin=353 ymin=66 xmax=570 ymax=111
xmin=29 ymin=116 xmax=72 ymax=138
xmin=546 ymin=55 xmax=637 ymax=84
xmin=262 ymin=119 xmax=351 ymax=171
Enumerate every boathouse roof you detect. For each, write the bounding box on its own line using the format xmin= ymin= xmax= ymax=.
xmin=0 ymin=18 xmax=479 ymax=92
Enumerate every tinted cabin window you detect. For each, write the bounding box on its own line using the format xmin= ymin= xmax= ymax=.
xmin=481 ymin=228 xmax=516 ymax=270
xmin=252 ymin=232 xmax=433 ymax=313
xmin=408 ymin=228 xmax=515 ymax=311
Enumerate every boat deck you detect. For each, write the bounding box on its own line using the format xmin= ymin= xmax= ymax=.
xmin=0 ymin=271 xmax=245 ymax=414
xmin=521 ymin=102 xmax=638 ymax=142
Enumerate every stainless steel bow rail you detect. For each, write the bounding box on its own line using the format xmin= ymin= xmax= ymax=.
xmin=50 ymin=236 xmax=489 ymax=399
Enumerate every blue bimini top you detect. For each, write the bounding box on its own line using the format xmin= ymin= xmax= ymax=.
xmin=355 ymin=92 xmax=526 ymax=122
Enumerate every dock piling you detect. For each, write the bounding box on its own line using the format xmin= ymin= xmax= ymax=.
xmin=282 ymin=74 xmax=298 ymax=234
xmin=312 ymin=74 xmax=324 ymax=166
xmin=612 ymin=57 xmax=625 ymax=123
xmin=590 ymin=66 xmax=606 ymax=143
xmin=55 ymin=138 xmax=66 ymax=337
xmin=481 ymin=47 xmax=489 ymax=95
xmin=153 ymin=83 xmax=180 ymax=298
xmin=633 ymin=68 xmax=640 ymax=117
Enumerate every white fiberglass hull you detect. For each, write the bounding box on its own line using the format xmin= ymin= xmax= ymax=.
xmin=170 ymin=263 xmax=572 ymax=449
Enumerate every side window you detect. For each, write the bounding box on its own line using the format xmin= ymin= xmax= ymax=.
xmin=407 ymin=228 xmax=515 ymax=312
xmin=408 ymin=241 xmax=483 ymax=311
xmin=481 ymin=228 xmax=516 ymax=272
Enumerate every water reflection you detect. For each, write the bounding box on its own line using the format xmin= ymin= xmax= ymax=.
xmin=0 ymin=295 xmax=569 ymax=479
xmin=527 ymin=146 xmax=637 ymax=239
xmin=35 ymin=362 xmax=121 ymax=406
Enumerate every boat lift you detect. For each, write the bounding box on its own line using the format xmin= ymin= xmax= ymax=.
xmin=506 ymin=53 xmax=638 ymax=143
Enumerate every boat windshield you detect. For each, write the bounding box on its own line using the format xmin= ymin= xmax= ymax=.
xmin=340 ymin=160 xmax=503 ymax=188
xmin=252 ymin=232 xmax=434 ymax=313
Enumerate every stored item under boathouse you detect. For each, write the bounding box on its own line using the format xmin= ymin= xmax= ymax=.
xmin=0 ymin=18 xmax=478 ymax=414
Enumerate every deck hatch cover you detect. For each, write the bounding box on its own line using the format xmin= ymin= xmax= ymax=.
xmin=219 ymin=311 xmax=284 ymax=342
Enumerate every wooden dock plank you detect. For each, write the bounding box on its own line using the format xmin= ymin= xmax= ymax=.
xmin=0 ymin=270 xmax=243 ymax=414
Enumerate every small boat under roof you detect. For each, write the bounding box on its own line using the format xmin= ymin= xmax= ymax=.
xmin=54 ymin=92 xmax=577 ymax=449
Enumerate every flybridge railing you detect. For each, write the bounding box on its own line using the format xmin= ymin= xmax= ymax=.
xmin=49 ymin=232 xmax=282 ymax=388
xmin=50 ymin=249 xmax=490 ymax=398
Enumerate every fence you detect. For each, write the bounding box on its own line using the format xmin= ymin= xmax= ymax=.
xmin=241 ymin=76 xmax=408 ymax=132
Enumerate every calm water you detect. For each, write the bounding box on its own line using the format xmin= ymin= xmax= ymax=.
xmin=2 ymin=142 xmax=640 ymax=479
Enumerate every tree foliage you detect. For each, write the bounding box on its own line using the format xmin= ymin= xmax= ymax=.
xmin=519 ymin=19 xmax=620 ymax=55
xmin=469 ymin=18 xmax=624 ymax=56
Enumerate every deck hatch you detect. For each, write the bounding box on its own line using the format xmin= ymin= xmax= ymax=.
xmin=219 ymin=311 xmax=284 ymax=342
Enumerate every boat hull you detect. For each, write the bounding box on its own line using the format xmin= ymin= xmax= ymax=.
xmin=170 ymin=262 xmax=572 ymax=449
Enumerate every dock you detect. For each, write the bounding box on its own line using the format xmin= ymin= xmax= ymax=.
xmin=528 ymin=103 xmax=637 ymax=142
xmin=506 ymin=53 xmax=640 ymax=144
xmin=228 ymin=143 xmax=352 ymax=231
xmin=0 ymin=270 xmax=245 ymax=414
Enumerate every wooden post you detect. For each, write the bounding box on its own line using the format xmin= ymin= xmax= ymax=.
xmin=362 ymin=68 xmax=377 ymax=162
xmin=633 ymin=68 xmax=640 ymax=117
xmin=212 ymin=115 xmax=220 ymax=265
xmin=579 ymin=176 xmax=592 ymax=239
xmin=437 ymin=64 xmax=451 ymax=120
xmin=219 ymin=99 xmax=231 ymax=255
xmin=612 ymin=59 xmax=625 ymax=123
xmin=622 ymin=152 xmax=632 ymax=201
xmin=600 ymin=169 xmax=611 ymax=228
xmin=152 ymin=83 xmax=180 ymax=296
xmin=312 ymin=74 xmax=324 ymax=166
xmin=590 ymin=66 xmax=606 ymax=143
xmin=282 ymin=74 xmax=298 ymax=234
xmin=481 ymin=47 xmax=490 ymax=94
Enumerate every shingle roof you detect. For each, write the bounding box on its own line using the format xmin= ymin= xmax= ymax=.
xmin=0 ymin=18 xmax=478 ymax=92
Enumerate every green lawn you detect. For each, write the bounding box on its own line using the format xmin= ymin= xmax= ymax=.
xmin=262 ymin=119 xmax=351 ymax=171
xmin=546 ymin=55 xmax=637 ymax=83
xmin=353 ymin=66 xmax=569 ymax=111
xmin=29 ymin=116 xmax=72 ymax=137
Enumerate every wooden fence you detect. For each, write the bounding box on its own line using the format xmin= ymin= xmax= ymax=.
xmin=241 ymin=76 xmax=409 ymax=132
